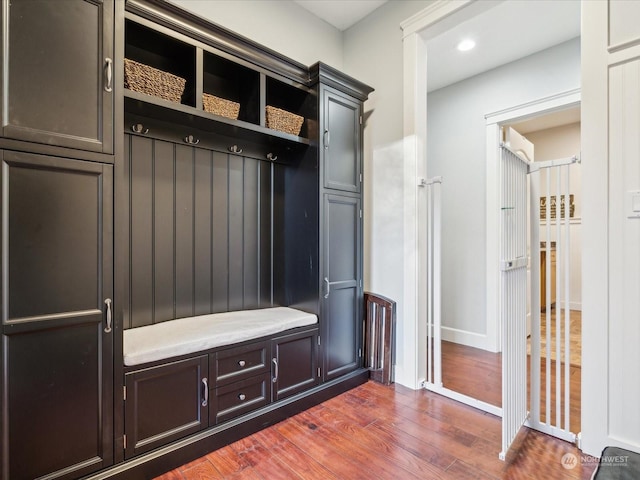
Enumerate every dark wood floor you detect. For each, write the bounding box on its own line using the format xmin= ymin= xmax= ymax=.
xmin=155 ymin=381 xmax=594 ymax=479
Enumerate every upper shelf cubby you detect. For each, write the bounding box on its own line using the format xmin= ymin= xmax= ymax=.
xmin=202 ymin=52 xmax=260 ymax=125
xmin=125 ymin=19 xmax=196 ymax=107
xmin=265 ymin=78 xmax=316 ymax=140
xmin=123 ymin=14 xmax=319 ymax=149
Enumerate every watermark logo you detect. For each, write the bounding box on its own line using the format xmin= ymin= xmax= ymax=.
xmin=561 ymin=453 xmax=578 ymax=470
xmin=560 ymin=452 xmax=630 ymax=470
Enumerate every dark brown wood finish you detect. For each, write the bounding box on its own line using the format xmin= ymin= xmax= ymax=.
xmin=125 ymin=356 xmax=209 ymax=458
xmin=364 ymin=292 xmax=396 ymax=385
xmin=156 ymin=381 xmax=595 ymax=480
xmin=1 ymin=152 xmax=114 ymax=480
xmin=272 ymin=329 xmax=320 ymax=401
xmin=122 ymin=133 xmax=274 ymax=328
xmin=0 ymin=0 xmax=114 ymax=156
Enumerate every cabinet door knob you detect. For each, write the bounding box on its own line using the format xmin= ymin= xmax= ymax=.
xmin=266 ymin=152 xmax=278 ymax=161
xmin=238 ymin=393 xmax=246 ymax=401
xmin=229 ymin=145 xmax=243 ymax=154
xmin=238 ymin=360 xmax=246 ymax=367
xmin=184 ymin=135 xmax=200 ymax=145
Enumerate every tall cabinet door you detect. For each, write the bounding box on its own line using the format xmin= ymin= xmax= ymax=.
xmin=0 ymin=0 xmax=114 ymax=154
xmin=0 ymin=151 xmax=114 ymax=480
xmin=321 ymin=86 xmax=362 ymax=193
xmin=322 ymin=194 xmax=362 ymax=380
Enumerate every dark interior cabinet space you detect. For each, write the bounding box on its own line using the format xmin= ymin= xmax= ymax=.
xmin=125 ymin=19 xmax=196 ymax=107
xmin=320 ymin=86 xmax=362 ymax=193
xmin=0 ymin=0 xmax=114 ymax=155
xmin=266 ymin=77 xmax=317 ymax=139
xmin=0 ymin=151 xmax=113 ymax=480
xmin=124 ymin=356 xmax=209 ymax=459
xmin=203 ymin=52 xmax=260 ymax=124
xmin=272 ymin=329 xmax=319 ymax=401
xmin=322 ymin=194 xmax=362 ymax=381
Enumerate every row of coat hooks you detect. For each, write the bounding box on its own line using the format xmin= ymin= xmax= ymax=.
xmin=131 ymin=123 xmax=278 ymax=161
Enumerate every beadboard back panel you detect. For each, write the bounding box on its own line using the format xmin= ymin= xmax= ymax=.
xmin=123 ymin=133 xmax=273 ymax=329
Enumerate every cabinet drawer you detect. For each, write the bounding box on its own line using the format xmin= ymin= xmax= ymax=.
xmin=211 ymin=373 xmax=270 ymax=424
xmin=213 ymin=341 xmax=268 ymax=385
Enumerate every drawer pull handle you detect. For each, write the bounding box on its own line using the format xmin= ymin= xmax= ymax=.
xmin=272 ymin=358 xmax=278 ymax=383
xmin=238 ymin=360 xmax=246 ymax=367
xmin=202 ymin=378 xmax=208 ymax=407
xmin=104 ymin=298 xmax=112 ymax=333
xmin=238 ymin=393 xmax=246 ymax=401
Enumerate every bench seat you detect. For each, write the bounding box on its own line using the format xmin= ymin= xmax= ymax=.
xmin=123 ymin=307 xmax=317 ymax=366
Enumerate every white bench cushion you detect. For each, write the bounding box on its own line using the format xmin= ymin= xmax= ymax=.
xmin=123 ymin=307 xmax=317 ymax=366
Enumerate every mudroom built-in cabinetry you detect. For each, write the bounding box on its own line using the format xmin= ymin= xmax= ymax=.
xmin=0 ymin=0 xmax=373 ymax=478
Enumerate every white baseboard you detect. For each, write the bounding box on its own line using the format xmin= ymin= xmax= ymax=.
xmin=441 ymin=326 xmax=489 ymax=350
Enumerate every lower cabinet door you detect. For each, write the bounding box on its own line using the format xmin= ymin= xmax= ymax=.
xmin=124 ymin=356 xmax=208 ymax=458
xmin=272 ymin=329 xmax=319 ymax=401
xmin=211 ymin=373 xmax=270 ymax=424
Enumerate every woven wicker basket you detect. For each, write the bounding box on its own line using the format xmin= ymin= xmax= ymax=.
xmin=124 ymin=58 xmax=186 ymax=104
xmin=265 ymin=106 xmax=304 ymax=136
xmin=203 ymin=93 xmax=240 ymax=120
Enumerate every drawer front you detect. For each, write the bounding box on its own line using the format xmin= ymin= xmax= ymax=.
xmin=211 ymin=373 xmax=270 ymax=424
xmin=213 ymin=341 xmax=268 ymax=385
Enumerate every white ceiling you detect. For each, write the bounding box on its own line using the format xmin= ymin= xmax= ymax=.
xmin=426 ymin=0 xmax=581 ymax=92
xmin=294 ymin=0 xmax=387 ymax=31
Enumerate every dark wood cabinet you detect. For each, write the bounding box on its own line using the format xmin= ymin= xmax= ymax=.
xmin=321 ymin=85 xmax=362 ymax=193
xmin=124 ymin=356 xmax=209 ymax=458
xmin=211 ymin=373 xmax=271 ymax=424
xmin=0 ymin=0 xmax=114 ymax=155
xmin=272 ymin=329 xmax=319 ymax=401
xmin=0 ymin=151 xmax=113 ymax=480
xmin=322 ymin=194 xmax=363 ymax=380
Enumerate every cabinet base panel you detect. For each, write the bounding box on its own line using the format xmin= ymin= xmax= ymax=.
xmin=84 ymin=369 xmax=368 ymax=480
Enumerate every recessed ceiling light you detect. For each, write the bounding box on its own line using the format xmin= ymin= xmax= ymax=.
xmin=457 ymin=39 xmax=476 ymax=52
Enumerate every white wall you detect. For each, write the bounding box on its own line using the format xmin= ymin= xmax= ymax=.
xmin=170 ymin=0 xmax=344 ymax=68
xmin=426 ymin=38 xmax=580 ymax=348
xmin=342 ymin=0 xmax=433 ymax=387
xmin=526 ymin=123 xmax=582 ymax=310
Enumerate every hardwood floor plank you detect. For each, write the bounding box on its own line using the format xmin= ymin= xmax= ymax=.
xmin=253 ymin=428 xmax=340 ymax=480
xmin=157 ymin=381 xmax=595 ymax=480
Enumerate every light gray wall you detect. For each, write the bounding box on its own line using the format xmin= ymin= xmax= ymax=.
xmin=170 ymin=0 xmax=344 ymax=68
xmin=427 ymin=38 xmax=581 ymax=337
xmin=342 ymin=0 xmax=433 ymax=321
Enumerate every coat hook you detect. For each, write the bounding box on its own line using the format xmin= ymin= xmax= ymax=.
xmin=266 ymin=153 xmax=278 ymax=161
xmin=131 ymin=123 xmax=149 ymax=134
xmin=184 ymin=135 xmax=200 ymax=145
xmin=229 ymin=145 xmax=243 ymax=154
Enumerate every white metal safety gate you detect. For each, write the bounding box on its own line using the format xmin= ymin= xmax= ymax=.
xmin=499 ymin=145 xmax=530 ymax=460
xmin=500 ymin=143 xmax=580 ymax=459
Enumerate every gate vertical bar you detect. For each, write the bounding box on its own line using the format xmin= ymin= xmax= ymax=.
xmin=433 ymin=180 xmax=442 ymax=387
xmin=555 ymin=168 xmax=562 ymax=428
xmin=530 ymin=169 xmax=541 ymax=428
xmin=564 ymin=165 xmax=571 ymax=430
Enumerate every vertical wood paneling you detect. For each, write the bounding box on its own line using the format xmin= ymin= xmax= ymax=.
xmin=244 ymin=159 xmax=259 ymax=308
xmin=260 ymin=162 xmax=273 ymax=307
xmin=124 ymin=138 xmax=274 ymax=328
xmin=154 ymin=140 xmax=176 ymax=322
xmin=130 ymin=136 xmax=154 ymax=328
xmin=175 ymin=145 xmax=195 ymax=319
xmin=194 ymin=148 xmax=213 ymax=316
xmin=228 ymin=156 xmax=244 ymax=310
xmin=211 ymin=152 xmax=229 ymax=313
xmin=608 ymin=59 xmax=640 ymax=441
xmin=123 ymin=135 xmax=131 ymax=329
